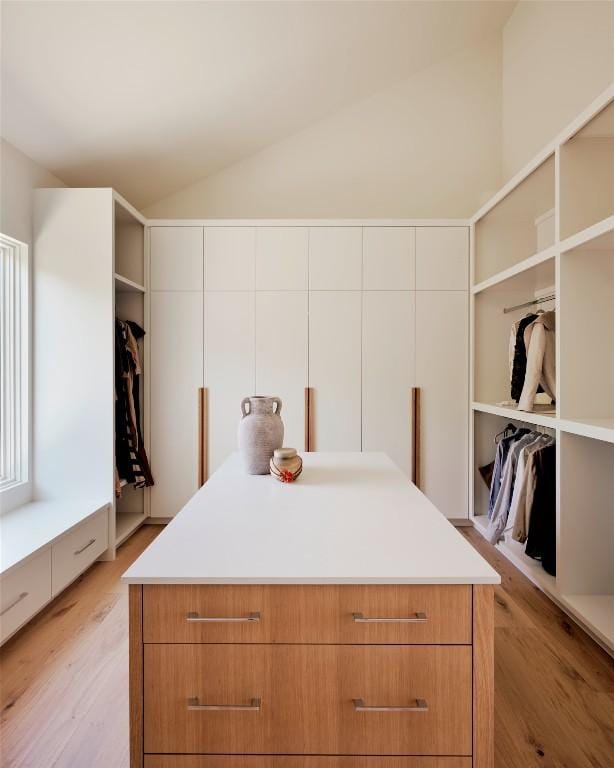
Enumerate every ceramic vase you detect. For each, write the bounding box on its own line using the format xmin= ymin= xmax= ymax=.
xmin=238 ymin=396 xmax=284 ymax=474
xmin=270 ymin=447 xmax=303 ymax=483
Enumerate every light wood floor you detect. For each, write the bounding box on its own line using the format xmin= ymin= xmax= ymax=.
xmin=1 ymin=524 xmax=613 ymax=768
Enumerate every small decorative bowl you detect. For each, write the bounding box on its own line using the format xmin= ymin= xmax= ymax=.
xmin=270 ymin=447 xmax=303 ymax=483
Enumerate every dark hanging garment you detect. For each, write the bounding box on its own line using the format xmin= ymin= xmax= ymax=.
xmin=115 ymin=319 xmax=154 ymax=494
xmin=525 ymin=443 xmax=556 ymax=575
xmin=510 ymin=314 xmax=538 ymax=401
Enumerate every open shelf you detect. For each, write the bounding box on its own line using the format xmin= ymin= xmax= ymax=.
xmin=474 ymin=154 xmax=555 ymax=284
xmin=473 ymin=402 xmax=556 ymax=429
xmin=473 ymin=256 xmax=556 ymax=409
xmin=472 ymin=245 xmax=556 ymax=295
xmin=557 ymin=433 xmax=614 ymax=651
xmin=559 ymin=418 xmax=614 ymax=445
xmin=115 ymin=273 xmax=145 ymax=293
xmin=559 ymin=220 xmax=614 ymax=426
xmin=560 ymin=98 xmax=614 ymax=241
xmin=559 ymin=595 xmax=614 ymax=652
xmin=115 ymin=511 xmax=146 ymax=547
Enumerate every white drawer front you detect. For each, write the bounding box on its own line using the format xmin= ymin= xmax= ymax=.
xmin=51 ymin=508 xmax=108 ymax=596
xmin=1 ymin=549 xmax=52 ymax=644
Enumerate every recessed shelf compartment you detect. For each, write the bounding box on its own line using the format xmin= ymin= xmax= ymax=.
xmin=558 ymin=433 xmax=614 ymax=650
xmin=559 ymin=222 xmax=614 ymax=426
xmin=115 ymin=511 xmax=147 ymax=547
xmin=474 ymin=257 xmax=556 ymax=409
xmin=115 ymin=272 xmax=145 ymax=293
xmin=560 ymin=98 xmax=614 ymax=241
xmin=474 ymin=154 xmax=555 ymax=284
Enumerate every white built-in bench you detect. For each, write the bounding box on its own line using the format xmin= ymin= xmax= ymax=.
xmin=0 ymin=500 xmax=109 ymax=644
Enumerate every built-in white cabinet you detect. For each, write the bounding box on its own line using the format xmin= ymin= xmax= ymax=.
xmin=255 ymin=291 xmax=308 ymax=451
xmin=150 ymin=226 xmax=203 ymax=291
xmin=416 ymin=226 xmax=468 ymax=290
xmin=205 ymin=227 xmax=255 ymax=291
xmin=309 ymin=290 xmax=362 ymax=451
xmin=147 ymin=222 xmax=469 ymax=521
xmin=308 ymin=227 xmax=362 ymax=290
xmin=363 ymin=227 xmax=415 ymax=290
xmin=150 ymin=291 xmax=204 ymax=518
xmin=255 ymin=227 xmax=308 ymax=290
xmin=362 ymin=290 xmax=415 ymax=473
xmin=416 ymin=290 xmax=468 ymax=519
xmin=205 ymin=291 xmax=256 ymax=473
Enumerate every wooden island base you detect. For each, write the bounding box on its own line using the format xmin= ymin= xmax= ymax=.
xmin=129 ymin=584 xmax=493 ymax=768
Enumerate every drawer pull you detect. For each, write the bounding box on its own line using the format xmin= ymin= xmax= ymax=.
xmin=187 ymin=697 xmax=261 ymax=711
xmin=74 ymin=538 xmax=96 ymax=555
xmin=353 ymin=697 xmax=428 ymax=713
xmin=351 ymin=611 xmax=427 ymax=623
xmin=0 ymin=591 xmax=29 ymax=616
xmin=186 ymin=611 xmax=261 ymax=623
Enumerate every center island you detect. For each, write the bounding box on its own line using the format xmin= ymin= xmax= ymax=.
xmin=124 ymin=452 xmax=500 ymax=768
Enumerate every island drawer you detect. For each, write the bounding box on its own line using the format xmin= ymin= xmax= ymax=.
xmin=145 ymin=757 xmax=472 ymax=768
xmin=142 ymin=584 xmax=471 ymax=644
xmin=143 ymin=643 xmax=472 ymax=756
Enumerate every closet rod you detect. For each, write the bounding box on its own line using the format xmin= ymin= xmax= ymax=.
xmin=503 ymin=293 xmax=555 ymax=315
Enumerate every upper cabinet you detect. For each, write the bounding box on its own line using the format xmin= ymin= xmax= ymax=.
xmin=308 ymin=227 xmax=362 ymax=290
xmin=205 ymin=227 xmax=256 ymax=291
xmin=363 ymin=227 xmax=415 ymax=290
xmin=255 ymin=227 xmax=308 ymax=290
xmin=415 ymin=227 xmax=468 ymax=290
xmin=150 ymin=226 xmax=203 ymax=291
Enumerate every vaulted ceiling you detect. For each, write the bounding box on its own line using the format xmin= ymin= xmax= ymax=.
xmin=1 ymin=1 xmax=515 ymax=208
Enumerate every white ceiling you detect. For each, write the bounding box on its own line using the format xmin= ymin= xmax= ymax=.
xmin=1 ymin=1 xmax=515 ymax=209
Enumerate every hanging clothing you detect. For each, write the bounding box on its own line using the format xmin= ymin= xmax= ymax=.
xmin=518 ymin=311 xmax=556 ymax=412
xmin=487 ymin=426 xmax=528 ymax=520
xmin=509 ymin=314 xmax=538 ymax=402
xmin=115 ymin=318 xmax=154 ymax=495
xmin=525 ymin=443 xmax=556 ymax=575
xmin=507 ymin=434 xmax=554 ymax=542
xmin=486 ymin=432 xmax=536 ymax=544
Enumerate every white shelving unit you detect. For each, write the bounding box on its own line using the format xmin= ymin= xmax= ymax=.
xmin=114 ymin=194 xmax=149 ymax=548
xmin=469 ymin=85 xmax=614 ymax=656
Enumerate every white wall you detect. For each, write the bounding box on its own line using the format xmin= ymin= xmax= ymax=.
xmin=144 ymin=37 xmax=502 ymax=220
xmin=502 ymin=1 xmax=614 ymax=179
xmin=0 ymin=139 xmax=65 ymax=512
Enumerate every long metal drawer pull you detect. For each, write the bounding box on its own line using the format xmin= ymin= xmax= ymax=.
xmin=351 ymin=611 xmax=427 ymax=623
xmin=0 ymin=592 xmax=29 ymax=616
xmin=186 ymin=611 xmax=261 ymax=623
xmin=353 ymin=697 xmax=428 ymax=712
xmin=74 ymin=538 xmax=96 ymax=555
xmin=187 ymin=697 xmax=261 ymax=711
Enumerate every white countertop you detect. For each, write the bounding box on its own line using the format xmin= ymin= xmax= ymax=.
xmin=123 ymin=452 xmax=500 ymax=585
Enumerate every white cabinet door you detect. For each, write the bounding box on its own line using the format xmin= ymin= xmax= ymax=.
xmin=205 ymin=291 xmax=255 ymax=473
xmin=309 ymin=227 xmax=362 ymax=290
xmin=150 ymin=226 xmax=203 ymax=291
xmin=415 ymin=227 xmax=468 ymax=290
xmin=150 ymin=291 xmax=203 ymax=518
xmin=204 ymin=227 xmax=255 ymax=290
xmin=362 ymin=291 xmax=415 ymax=475
xmin=256 ymin=227 xmax=308 ymax=290
xmin=255 ymin=292 xmax=308 ymax=450
xmin=309 ymin=291 xmax=361 ymax=451
xmin=416 ymin=291 xmax=468 ymax=519
xmin=363 ymin=227 xmax=415 ymax=290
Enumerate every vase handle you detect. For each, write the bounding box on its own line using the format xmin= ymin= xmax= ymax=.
xmin=272 ymin=397 xmax=282 ymax=415
xmin=241 ymin=397 xmax=250 ymax=418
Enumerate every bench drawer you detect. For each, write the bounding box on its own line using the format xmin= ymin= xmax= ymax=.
xmin=0 ymin=549 xmax=51 ymax=644
xmin=51 ymin=507 xmax=108 ymax=595
xmin=143 ymin=584 xmax=471 ymax=644
xmin=144 ymin=757 xmax=472 ymax=768
xmin=144 ymin=643 xmax=472 ymax=755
